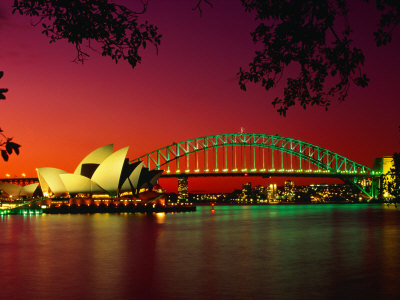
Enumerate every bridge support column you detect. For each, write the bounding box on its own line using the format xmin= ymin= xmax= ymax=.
xmin=177 ymin=175 xmax=189 ymax=202
xmin=374 ymin=175 xmax=384 ymax=199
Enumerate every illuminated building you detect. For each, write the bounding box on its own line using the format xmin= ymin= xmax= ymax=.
xmin=0 ymin=144 xmax=163 ymax=199
xmin=267 ymin=184 xmax=277 ymax=201
xmin=373 ymin=156 xmax=394 ymax=174
xmin=373 ymin=156 xmax=395 ymax=197
xmin=284 ymin=180 xmax=295 ymax=191
xmin=177 ymin=176 xmax=188 ymax=202
xmin=283 ymin=180 xmax=295 ymax=201
xmin=242 ymin=182 xmax=251 ymax=197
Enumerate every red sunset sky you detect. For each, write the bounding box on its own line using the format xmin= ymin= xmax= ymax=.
xmin=0 ymin=0 xmax=399 ymax=192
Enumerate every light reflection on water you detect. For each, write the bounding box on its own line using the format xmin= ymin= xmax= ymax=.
xmin=0 ymin=204 xmax=399 ymax=299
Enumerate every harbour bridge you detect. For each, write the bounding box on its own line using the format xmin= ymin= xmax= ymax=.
xmin=131 ymin=133 xmax=382 ymax=198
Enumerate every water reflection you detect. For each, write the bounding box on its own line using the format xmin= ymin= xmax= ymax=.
xmin=0 ymin=205 xmax=399 ymax=299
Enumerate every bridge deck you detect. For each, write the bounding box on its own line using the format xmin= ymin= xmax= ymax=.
xmin=161 ymin=172 xmax=376 ymax=178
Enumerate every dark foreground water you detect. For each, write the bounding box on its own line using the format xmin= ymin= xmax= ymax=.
xmin=1 ymin=204 xmax=399 ymax=300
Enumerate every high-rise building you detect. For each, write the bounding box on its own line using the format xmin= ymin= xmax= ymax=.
xmin=283 ymin=180 xmax=295 ymax=201
xmin=242 ymin=182 xmax=251 ymax=197
xmin=177 ymin=176 xmax=188 ymax=202
xmin=284 ymin=180 xmax=295 ymax=191
xmin=267 ymin=184 xmax=277 ymax=200
xmin=372 ymin=156 xmax=394 ymax=198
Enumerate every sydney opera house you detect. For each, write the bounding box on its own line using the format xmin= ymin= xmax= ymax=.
xmin=0 ymin=145 xmax=163 ymax=201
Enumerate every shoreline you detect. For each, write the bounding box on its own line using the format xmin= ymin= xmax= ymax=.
xmin=1 ymin=201 xmax=394 ymax=215
xmin=2 ymin=203 xmax=196 ymax=215
xmin=194 ymin=201 xmax=385 ymax=206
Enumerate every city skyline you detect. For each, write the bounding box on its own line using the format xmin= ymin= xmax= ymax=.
xmin=1 ymin=0 xmax=399 ymax=192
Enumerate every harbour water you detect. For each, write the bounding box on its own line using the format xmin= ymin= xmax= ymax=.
xmin=1 ymin=204 xmax=399 ymax=299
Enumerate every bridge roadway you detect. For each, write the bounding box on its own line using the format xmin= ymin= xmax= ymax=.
xmin=161 ymin=171 xmax=375 ymax=178
xmin=0 ymin=170 xmax=375 ymax=184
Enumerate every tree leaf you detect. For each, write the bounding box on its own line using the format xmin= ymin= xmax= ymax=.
xmin=0 ymin=88 xmax=8 ymax=100
xmin=5 ymin=141 xmax=12 ymax=154
xmin=1 ymin=150 xmax=9 ymax=161
xmin=9 ymin=142 xmax=21 ymax=155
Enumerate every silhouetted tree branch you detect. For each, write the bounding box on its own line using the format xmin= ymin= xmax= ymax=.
xmin=0 ymin=133 xmax=21 ymax=162
xmin=0 ymin=71 xmax=21 ymax=161
xmin=238 ymin=0 xmax=399 ymax=115
xmin=12 ymin=0 xmax=162 ymax=68
xmin=192 ymin=0 xmax=213 ymax=16
xmin=0 ymin=71 xmax=7 ymax=101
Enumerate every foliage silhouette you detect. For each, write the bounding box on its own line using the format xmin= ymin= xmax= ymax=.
xmin=0 ymin=71 xmax=20 ymax=161
xmin=238 ymin=0 xmax=399 ymax=115
xmin=12 ymin=0 xmax=162 ymax=68
xmin=0 ymin=71 xmax=7 ymax=101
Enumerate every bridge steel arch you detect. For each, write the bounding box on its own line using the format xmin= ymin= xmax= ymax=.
xmin=131 ymin=133 xmax=379 ymax=197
